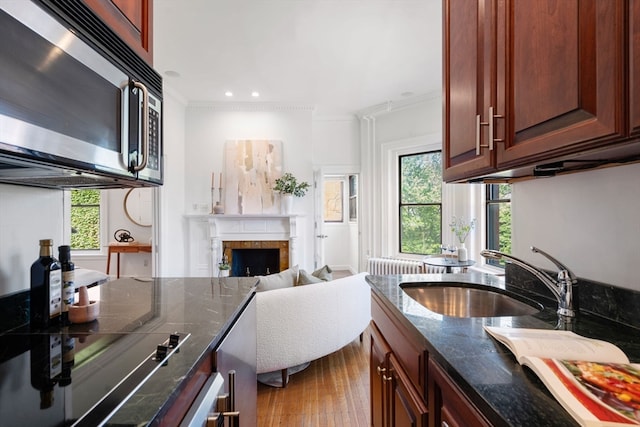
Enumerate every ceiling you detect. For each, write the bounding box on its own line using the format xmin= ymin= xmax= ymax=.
xmin=153 ymin=0 xmax=442 ymax=116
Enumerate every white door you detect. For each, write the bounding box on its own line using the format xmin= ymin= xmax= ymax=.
xmin=313 ymin=169 xmax=326 ymax=269
xmin=314 ymin=172 xmax=360 ymax=271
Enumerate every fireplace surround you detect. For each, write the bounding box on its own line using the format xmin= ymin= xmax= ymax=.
xmin=186 ymin=214 xmax=303 ymax=277
xmin=223 ymin=240 xmax=289 ymax=276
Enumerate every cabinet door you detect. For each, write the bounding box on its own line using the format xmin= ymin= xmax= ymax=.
xmin=631 ymin=0 xmax=640 ymax=138
xmin=83 ymin=0 xmax=153 ymax=64
xmin=370 ymin=324 xmax=392 ymax=427
xmin=496 ymin=0 xmax=626 ymax=168
xmin=443 ymin=0 xmax=497 ymax=182
xmin=214 ymin=296 xmax=257 ymax=426
xmin=428 ymin=359 xmax=490 ymax=427
xmin=389 ymin=354 xmax=428 ymax=427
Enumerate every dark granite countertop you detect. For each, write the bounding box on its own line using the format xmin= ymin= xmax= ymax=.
xmin=366 ymin=272 xmax=640 ymax=427
xmin=0 ymin=276 xmax=257 ymax=426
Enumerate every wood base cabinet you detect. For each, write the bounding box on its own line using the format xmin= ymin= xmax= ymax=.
xmin=213 ymin=296 xmax=257 ymax=426
xmin=370 ymin=324 xmax=428 ymax=427
xmin=158 ymin=295 xmax=257 ymax=426
xmin=428 ymin=359 xmax=490 ymax=427
xmin=371 ymin=292 xmax=428 ymax=427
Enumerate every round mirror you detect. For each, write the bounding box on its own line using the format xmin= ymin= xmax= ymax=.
xmin=124 ymin=188 xmax=153 ymax=227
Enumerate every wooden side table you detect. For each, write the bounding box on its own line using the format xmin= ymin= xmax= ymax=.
xmin=106 ymin=243 xmax=152 ymax=278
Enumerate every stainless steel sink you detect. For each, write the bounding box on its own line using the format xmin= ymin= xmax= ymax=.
xmin=401 ymin=284 xmax=542 ymax=317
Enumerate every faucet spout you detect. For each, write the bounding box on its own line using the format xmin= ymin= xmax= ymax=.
xmin=480 ymin=247 xmax=578 ymax=320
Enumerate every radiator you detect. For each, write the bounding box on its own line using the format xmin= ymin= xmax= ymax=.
xmin=367 ymin=257 xmax=424 ymax=275
xmin=367 ymin=257 xmax=447 ymax=275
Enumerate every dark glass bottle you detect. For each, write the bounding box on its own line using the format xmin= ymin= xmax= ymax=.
xmin=58 ymin=245 xmax=75 ymax=325
xmin=30 ymin=333 xmax=62 ymax=409
xmin=30 ymin=239 xmax=62 ymax=329
xmin=58 ymin=327 xmax=75 ymax=387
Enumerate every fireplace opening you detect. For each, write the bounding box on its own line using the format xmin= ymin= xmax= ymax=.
xmin=231 ymin=248 xmax=280 ymax=277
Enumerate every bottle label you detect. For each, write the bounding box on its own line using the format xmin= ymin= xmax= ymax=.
xmin=49 ymin=334 xmax=62 ymax=379
xmin=49 ymin=270 xmax=62 ymax=319
xmin=62 ymin=270 xmax=75 ymax=312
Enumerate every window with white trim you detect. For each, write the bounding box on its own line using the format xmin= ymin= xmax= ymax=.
xmin=399 ymin=151 xmax=442 ymax=255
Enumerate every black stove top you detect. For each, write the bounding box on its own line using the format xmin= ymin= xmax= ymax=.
xmin=1 ymin=329 xmax=188 ymax=427
xmin=0 ymin=276 xmax=257 ymax=427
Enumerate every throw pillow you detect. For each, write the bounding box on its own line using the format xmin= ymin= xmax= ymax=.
xmin=256 ymin=265 xmax=299 ymax=292
xmin=311 ymin=265 xmax=333 ymax=281
xmin=297 ymin=269 xmax=324 ymax=286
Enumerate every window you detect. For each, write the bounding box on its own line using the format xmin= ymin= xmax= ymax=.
xmin=323 ymin=179 xmax=344 ymax=222
xmin=348 ymin=175 xmax=357 ymax=221
xmin=399 ymin=151 xmax=442 ymax=255
xmin=70 ymin=189 xmax=101 ymax=250
xmin=486 ymin=184 xmax=511 ymax=266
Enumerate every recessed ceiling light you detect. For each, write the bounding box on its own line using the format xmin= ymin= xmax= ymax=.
xmin=251 ymin=91 xmax=260 ymax=98
xmin=225 ymin=91 xmax=233 ymax=97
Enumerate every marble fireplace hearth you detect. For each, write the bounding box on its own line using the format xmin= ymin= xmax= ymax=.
xmin=186 ymin=214 xmax=303 ymax=277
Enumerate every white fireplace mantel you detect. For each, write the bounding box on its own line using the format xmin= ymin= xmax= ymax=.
xmin=185 ymin=214 xmax=304 ymax=277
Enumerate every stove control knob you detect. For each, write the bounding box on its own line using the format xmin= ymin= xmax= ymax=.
xmin=169 ymin=334 xmax=180 ymax=348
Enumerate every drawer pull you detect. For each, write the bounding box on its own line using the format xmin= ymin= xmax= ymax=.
xmin=376 ymin=365 xmax=386 ymax=375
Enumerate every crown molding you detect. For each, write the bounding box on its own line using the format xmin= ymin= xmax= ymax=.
xmin=356 ymin=91 xmax=441 ymax=118
xmin=186 ymin=101 xmax=316 ymax=112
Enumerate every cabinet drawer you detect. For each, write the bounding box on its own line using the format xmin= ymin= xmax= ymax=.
xmin=372 ymin=292 xmax=428 ymax=397
xmin=429 ymin=359 xmax=490 ymax=427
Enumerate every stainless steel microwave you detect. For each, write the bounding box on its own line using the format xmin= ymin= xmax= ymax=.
xmin=0 ymin=0 xmax=162 ymax=189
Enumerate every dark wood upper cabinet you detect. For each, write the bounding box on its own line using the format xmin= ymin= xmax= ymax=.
xmin=497 ymin=0 xmax=626 ymax=167
xmin=631 ymin=0 xmax=640 ymax=137
xmin=83 ymin=0 xmax=153 ymax=65
xmin=444 ymin=0 xmax=633 ymax=182
xmin=443 ymin=0 xmax=497 ymax=181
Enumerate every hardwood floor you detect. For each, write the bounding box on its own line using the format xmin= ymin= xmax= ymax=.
xmin=257 ymin=326 xmax=371 ymax=426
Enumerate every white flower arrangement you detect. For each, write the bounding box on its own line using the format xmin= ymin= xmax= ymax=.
xmin=449 ymin=216 xmax=476 ymax=244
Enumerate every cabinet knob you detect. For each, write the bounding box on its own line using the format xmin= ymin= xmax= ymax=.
xmin=382 ymin=374 xmax=393 ymax=382
xmin=376 ymin=365 xmax=386 ymax=375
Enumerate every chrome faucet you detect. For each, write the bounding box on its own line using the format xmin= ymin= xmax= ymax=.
xmin=480 ymin=247 xmax=578 ymax=321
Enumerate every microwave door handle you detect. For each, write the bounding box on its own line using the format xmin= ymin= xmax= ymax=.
xmin=130 ymin=80 xmax=149 ymax=172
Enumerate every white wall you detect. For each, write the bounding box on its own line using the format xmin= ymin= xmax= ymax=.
xmin=360 ymin=96 xmax=447 ymax=267
xmin=156 ymin=88 xmax=188 ymax=277
xmin=182 ymin=104 xmax=317 ymax=270
xmin=512 ymin=162 xmax=640 ymax=291
xmin=312 ymin=116 xmax=360 ymax=166
xmin=0 ymin=185 xmax=63 ymax=296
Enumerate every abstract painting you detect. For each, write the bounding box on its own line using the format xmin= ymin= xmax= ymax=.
xmin=223 ymin=140 xmax=283 ymax=214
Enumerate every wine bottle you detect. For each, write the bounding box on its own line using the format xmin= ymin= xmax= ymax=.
xmin=58 ymin=245 xmax=75 ymax=325
xmin=30 ymin=239 xmax=62 ymax=329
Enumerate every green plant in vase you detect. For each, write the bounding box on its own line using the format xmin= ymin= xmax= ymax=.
xmin=449 ymin=216 xmax=476 ymax=261
xmin=273 ymin=172 xmax=310 ymax=197
xmin=273 ymin=172 xmax=310 ymax=214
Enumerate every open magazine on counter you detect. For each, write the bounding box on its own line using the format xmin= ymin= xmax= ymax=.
xmin=484 ymin=326 xmax=640 ymax=427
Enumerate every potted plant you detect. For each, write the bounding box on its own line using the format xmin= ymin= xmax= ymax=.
xmin=449 ymin=216 xmax=476 ymax=261
xmin=273 ymin=172 xmax=310 ymax=214
xmin=218 ymin=254 xmax=230 ymax=277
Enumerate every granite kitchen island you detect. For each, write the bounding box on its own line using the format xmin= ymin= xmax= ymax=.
xmin=0 ymin=276 xmax=257 ymax=426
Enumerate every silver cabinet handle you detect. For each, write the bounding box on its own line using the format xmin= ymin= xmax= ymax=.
xmin=475 ymin=114 xmax=489 ymax=155
xmin=488 ymin=106 xmax=504 ymax=148
xmin=376 ymin=365 xmax=386 ymax=376
xmin=130 ymin=80 xmax=149 ymax=172
xmin=208 ymin=370 xmax=240 ymax=427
